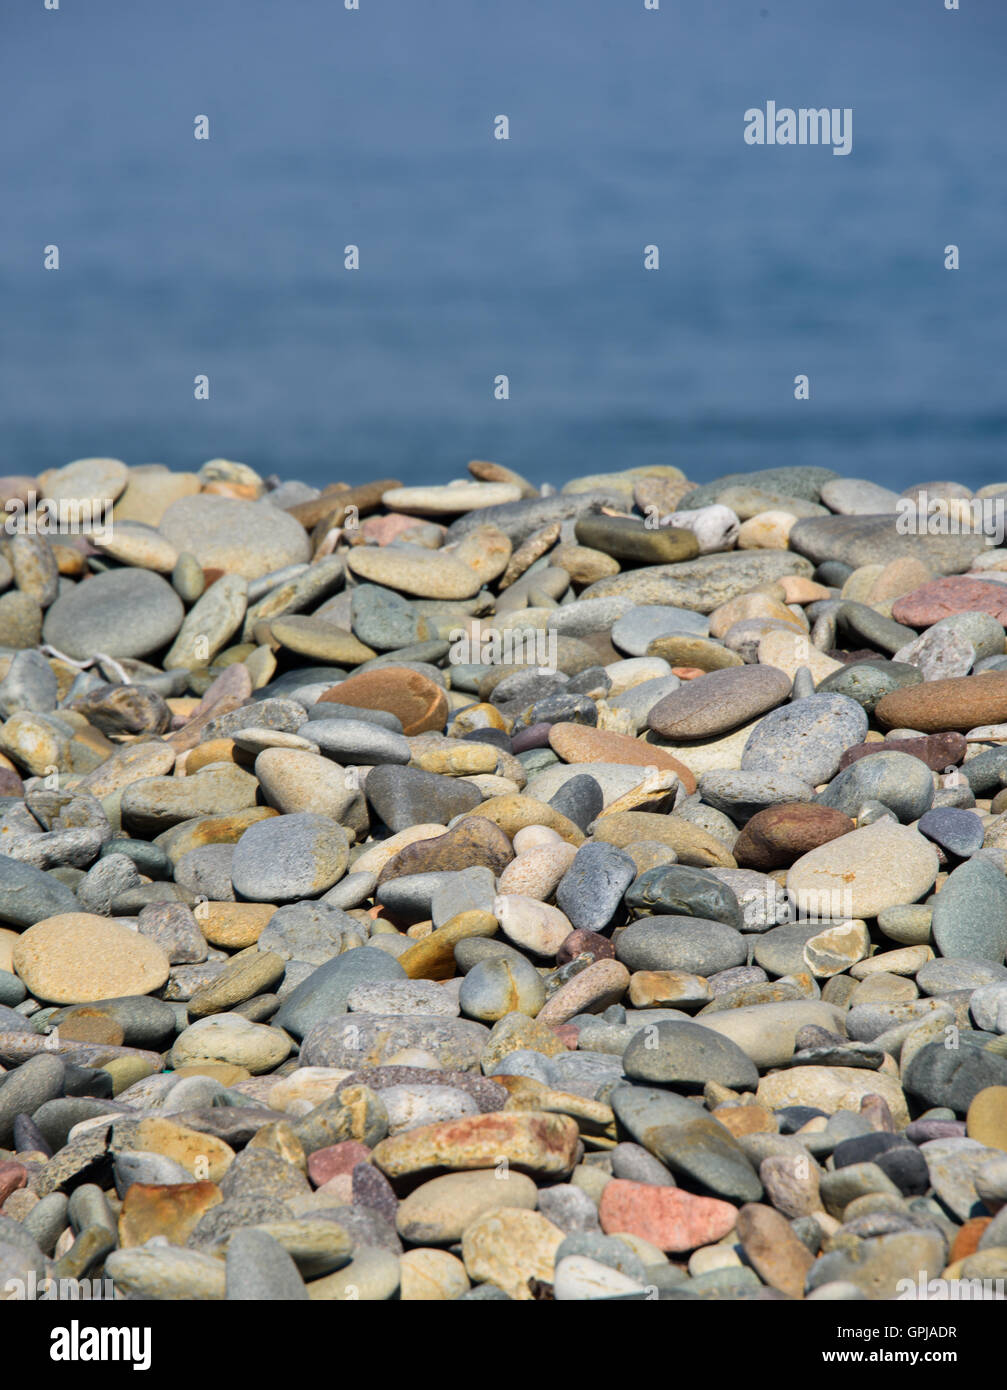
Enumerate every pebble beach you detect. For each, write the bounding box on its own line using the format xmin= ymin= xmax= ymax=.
xmin=1 ymin=455 xmax=1007 ymax=1302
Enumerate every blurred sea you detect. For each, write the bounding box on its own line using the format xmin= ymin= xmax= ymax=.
xmin=2 ymin=0 xmax=1005 ymax=492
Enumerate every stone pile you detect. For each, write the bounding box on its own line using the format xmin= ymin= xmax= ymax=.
xmin=0 ymin=458 xmax=1006 ymax=1300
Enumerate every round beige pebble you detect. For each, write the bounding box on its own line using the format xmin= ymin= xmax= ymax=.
xmin=497 ymin=843 xmax=578 ymax=900
xmin=12 ymin=914 xmax=170 ymax=1005
xmin=494 ymin=894 xmax=573 ymax=957
xmin=399 ymin=1248 xmax=471 ymax=1300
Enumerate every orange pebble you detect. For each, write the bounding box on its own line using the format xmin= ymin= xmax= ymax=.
xmin=949 ymin=1216 xmax=992 ymax=1263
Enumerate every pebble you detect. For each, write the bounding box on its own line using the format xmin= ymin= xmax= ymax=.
xmin=42 ymin=568 xmax=184 ymax=661
xmin=318 ymin=668 xmax=447 ymax=735
xmin=931 ymin=856 xmax=1007 ymax=963
xmin=458 ymin=955 xmax=546 ymax=1021
xmin=817 ymin=658 xmax=923 ymax=715
xmin=555 ymin=842 xmax=637 ymax=932
xmin=740 ymin=693 xmax=868 ymax=785
xmin=231 ymin=813 xmax=350 ymax=902
xmin=396 ymin=1170 xmax=539 ymax=1243
xmin=647 ymin=666 xmax=792 ymax=740
xmin=817 ymin=749 xmax=936 ymax=822
xmin=787 ymin=822 xmax=939 ymax=920
xmin=877 ymin=671 xmax=1007 ymax=733
xmin=616 ymin=917 xmax=747 ymax=976
xmin=599 ymin=1179 xmax=737 ymax=1253
xmin=12 ymin=914 xmax=170 ymax=1004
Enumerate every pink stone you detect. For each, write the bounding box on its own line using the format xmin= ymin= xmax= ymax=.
xmin=892 ymin=577 xmax=1007 ymax=627
xmin=359 ymin=514 xmax=428 ymax=546
xmin=0 ymin=1161 xmax=28 ymax=1206
xmin=313 ymin=1174 xmax=354 ymax=1204
xmin=307 ymin=1139 xmax=372 ymax=1187
xmin=599 ymin=1178 xmax=738 ymax=1252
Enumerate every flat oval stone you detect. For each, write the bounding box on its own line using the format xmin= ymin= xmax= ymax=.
xmin=931 ymin=857 xmax=1007 ymax=963
xmin=894 ymin=626 xmax=976 ymax=681
xmin=581 ymin=550 xmax=813 ymax=611
xmin=787 ymin=822 xmax=938 ymax=920
xmin=610 ymin=1082 xmax=763 ymax=1202
xmin=0 ymin=856 xmax=80 ymax=929
xmin=348 ymin=980 xmax=459 ymax=1017
xmin=839 ymin=730 xmax=965 ymax=774
xmin=159 ymin=495 xmax=310 ymax=581
xmin=700 ymin=1000 xmax=846 ymax=1068
xmin=904 ymin=1041 xmax=1007 ymax=1113
xmin=383 ymin=482 xmax=522 ymax=514
xmin=536 ymin=958 xmax=630 ymax=1026
xmin=646 ymin=634 xmax=742 ymax=671
xmin=395 ymin=1169 xmax=539 ymax=1244
xmin=697 ymin=771 xmax=817 ymax=821
xmin=458 ymin=956 xmax=546 ymax=1022
xmin=318 ymin=669 xmax=447 ymax=736
xmin=121 ymin=765 xmax=260 ymax=835
xmin=498 ymin=842 xmax=578 ymax=900
xmin=789 ymin=513 xmax=986 ymax=573
xmin=648 ymin=666 xmax=792 ymax=740
xmin=741 ymin=694 xmax=867 ymax=785
xmin=42 ymin=455 xmax=129 ymax=506
xmin=231 ymin=814 xmax=349 ymax=903
xmin=274 ymin=948 xmax=407 ymax=1039
xmin=12 ymin=914 xmax=170 ymax=1004
xmin=301 ymin=1014 xmax=490 ymax=1071
xmin=380 ymin=1083 xmax=479 ymax=1135
xmin=371 ymin=1111 xmax=579 ymax=1181
xmin=351 ymin=584 xmax=428 ymax=652
xmin=171 ymin=1014 xmax=291 ymax=1073
xmin=732 ymin=803 xmax=854 ymax=871
xmin=495 ymin=895 xmax=573 ymax=957
xmin=756 ymin=1065 xmax=910 ymax=1128
xmin=820 ymin=477 xmax=901 ymax=515
xmin=616 ymin=916 xmax=747 ymax=976
xmin=599 ymin=1178 xmax=738 ymax=1254
xmin=364 ymin=765 xmax=482 ymax=832
xmin=42 ymin=569 xmax=184 ymax=661
xmin=876 ymin=673 xmax=1007 ymax=734
xmin=346 ymin=544 xmax=483 ymax=600
xmin=612 ymin=606 xmax=710 ymax=657
xmin=105 ymin=1245 xmax=227 ymax=1300
xmin=574 ymin=514 xmax=698 ymax=566
xmin=933 ymin=610 xmax=1006 ymax=661
xmin=547 ymin=723 xmax=696 ymax=792
xmin=377 ymin=818 xmax=514 ymax=883
xmin=253 ymin=749 xmax=364 ymax=824
xmin=623 ymin=1019 xmax=759 ymax=1090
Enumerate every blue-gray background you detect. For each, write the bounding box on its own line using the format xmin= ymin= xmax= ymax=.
xmin=2 ymin=0 xmax=1005 ymax=491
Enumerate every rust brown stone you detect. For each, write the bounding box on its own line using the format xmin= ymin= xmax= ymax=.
xmin=318 ymin=667 xmax=447 ymax=735
xmin=733 ymin=802 xmax=855 ymax=871
xmin=876 ymin=672 xmax=1007 ymax=733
